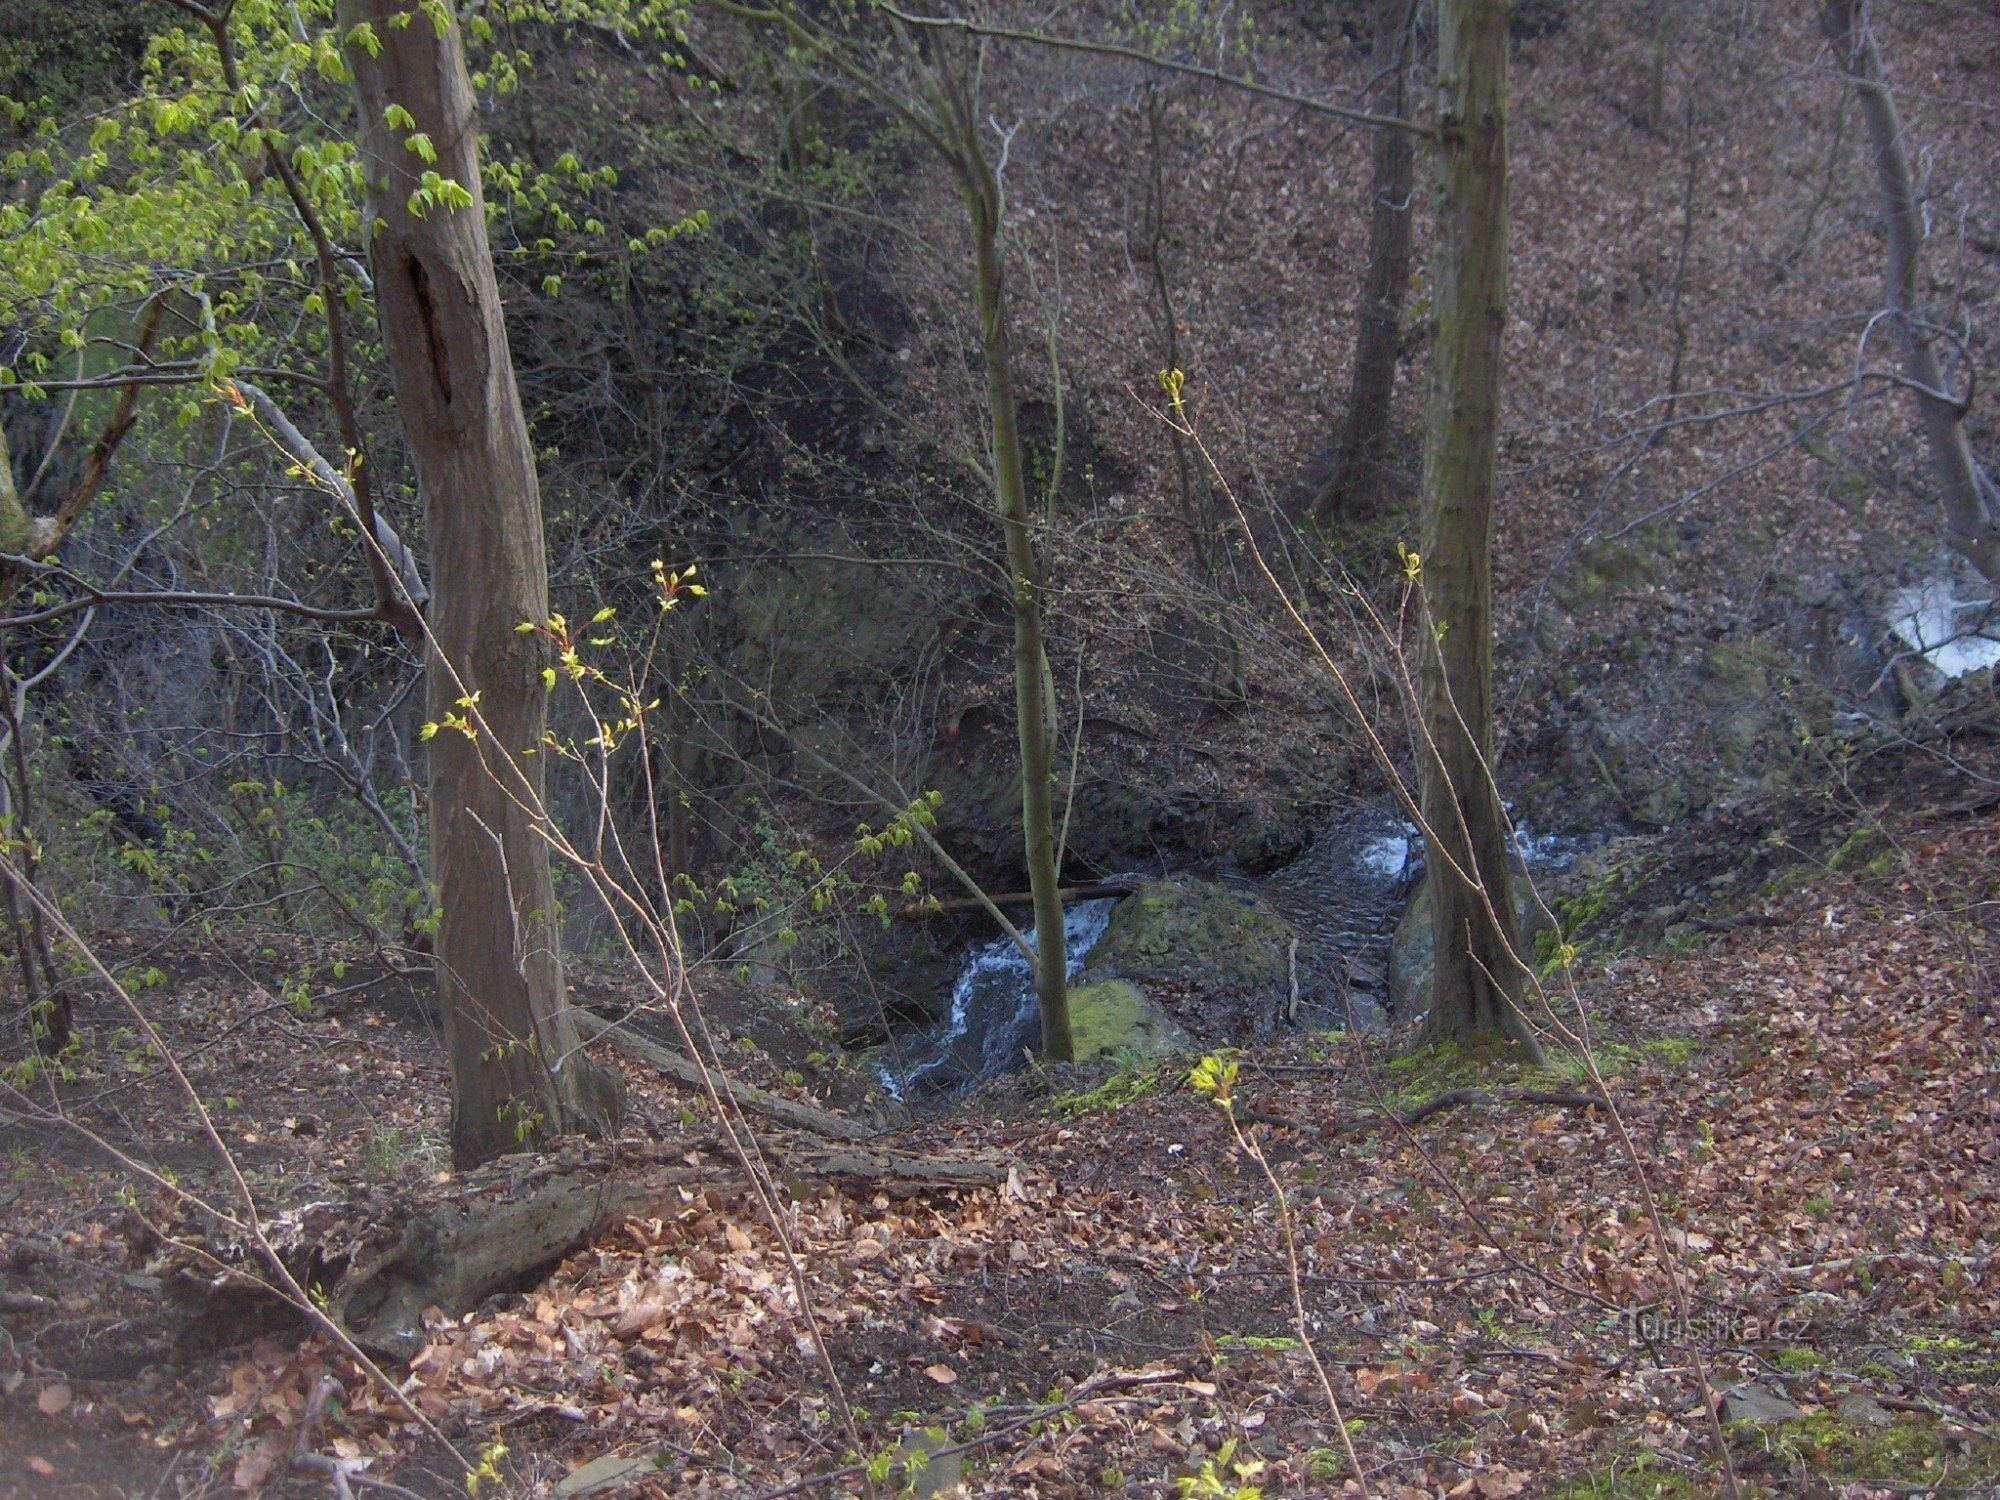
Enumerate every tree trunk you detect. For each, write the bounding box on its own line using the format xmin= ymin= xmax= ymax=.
xmin=1319 ymin=0 xmax=1417 ymax=521
xmin=1821 ymin=0 xmax=2000 ymax=585
xmin=341 ymin=1 xmax=622 ymax=1167
xmin=1416 ymin=0 xmax=1542 ymax=1060
xmin=931 ymin=58 xmax=1073 ymax=1061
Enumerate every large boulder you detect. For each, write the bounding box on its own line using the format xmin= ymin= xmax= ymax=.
xmin=1386 ymin=861 xmax=1556 ymax=1017
xmin=1067 ymin=980 xmax=1192 ymax=1061
xmin=1084 ymin=877 xmax=1299 ymax=1040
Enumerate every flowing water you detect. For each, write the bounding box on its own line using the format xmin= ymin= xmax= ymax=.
xmin=1217 ymin=805 xmax=1417 ymax=1029
xmin=1887 ymin=575 xmax=2000 ymax=681
xmin=878 ymin=804 xmax=1587 ymax=1099
xmin=874 ymin=897 xmax=1120 ymax=1099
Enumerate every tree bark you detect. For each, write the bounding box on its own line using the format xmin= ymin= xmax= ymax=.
xmin=1821 ymin=0 xmax=2000 ymax=585
xmin=1318 ymin=0 xmax=1416 ymax=521
xmin=1416 ymin=0 xmax=1542 ymax=1060
xmin=929 ymin=55 xmax=1073 ymax=1061
xmin=342 ymin=0 xmax=622 ymax=1167
xmin=0 ymin=301 xmax=158 ymax=607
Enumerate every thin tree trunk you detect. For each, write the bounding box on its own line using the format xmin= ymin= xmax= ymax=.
xmin=341 ymin=0 xmax=622 ymax=1167
xmin=1821 ymin=0 xmax=2000 ymax=585
xmin=930 ymin=57 xmax=1072 ymax=1061
xmin=1318 ymin=0 xmax=1416 ymax=521
xmin=1417 ymin=0 xmax=1541 ymax=1061
xmin=1141 ymin=82 xmax=1205 ymax=560
xmin=0 ymin=304 xmax=159 ymax=607
xmin=0 ymin=669 xmax=64 ymax=1053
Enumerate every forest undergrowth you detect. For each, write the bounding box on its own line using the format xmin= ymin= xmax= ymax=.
xmin=0 ymin=795 xmax=1995 ymax=1499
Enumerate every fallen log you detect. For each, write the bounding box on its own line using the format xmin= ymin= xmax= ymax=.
xmin=166 ymin=1135 xmax=1007 ymax=1359
xmin=904 ymin=879 xmax=1140 ymax=918
xmin=325 ymin=1152 xmax=714 ymax=1359
xmin=573 ymin=1009 xmax=875 ymax=1142
xmin=1240 ymin=1086 xmax=1606 ymax=1138
xmin=324 ymin=1145 xmax=1003 ymax=1357
xmin=807 ymin=1148 xmax=1009 ymax=1193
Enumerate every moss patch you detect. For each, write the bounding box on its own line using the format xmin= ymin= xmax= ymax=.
xmin=1743 ymin=1409 xmax=2000 ymax=1494
xmin=1085 ymin=878 xmax=1296 ymax=1009
xmin=1551 ymin=1451 xmax=1711 ymax=1500
xmin=1065 ymin=979 xmax=1191 ymax=1063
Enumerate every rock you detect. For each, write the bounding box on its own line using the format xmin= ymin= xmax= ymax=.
xmin=1837 ymin=1392 xmax=1896 ymax=1430
xmin=931 ymin=722 xmax=1208 ymax=878
xmin=887 ymin=1427 xmax=962 ymax=1498
xmin=1386 ymin=859 xmax=1555 ymax=1016
xmin=1066 ymin=980 xmax=1192 ymax=1061
xmin=1084 ymin=877 xmax=1298 ymax=1037
xmin=1343 ymin=994 xmax=1390 ymax=1033
xmin=558 ymin=1454 xmax=657 ymax=1497
xmin=1718 ymin=1383 xmax=1807 ymax=1426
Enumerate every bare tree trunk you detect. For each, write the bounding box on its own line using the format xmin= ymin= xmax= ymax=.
xmin=1317 ymin=0 xmax=1416 ymax=521
xmin=0 ymin=665 xmax=64 ymax=1053
xmin=342 ymin=0 xmax=622 ymax=1167
xmin=1140 ymin=82 xmax=1206 ymax=560
xmin=928 ymin=55 xmax=1073 ymax=1061
xmin=1821 ymin=0 xmax=2000 ymax=585
xmin=0 ymin=305 xmax=158 ymax=606
xmin=1417 ymin=0 xmax=1541 ymax=1061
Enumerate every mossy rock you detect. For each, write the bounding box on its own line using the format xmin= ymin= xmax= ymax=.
xmin=1066 ymin=980 xmax=1192 ymax=1061
xmin=1703 ymin=640 xmax=1778 ymax=697
xmin=1085 ymin=877 xmax=1297 ymax=1011
xmin=1554 ymin=536 xmax=1659 ymax=611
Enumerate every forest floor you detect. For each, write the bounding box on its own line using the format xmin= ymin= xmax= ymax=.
xmin=1 ymin=792 xmax=1997 ymax=1499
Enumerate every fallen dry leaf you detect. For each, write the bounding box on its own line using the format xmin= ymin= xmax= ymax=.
xmin=922 ymin=1364 xmax=957 ymax=1385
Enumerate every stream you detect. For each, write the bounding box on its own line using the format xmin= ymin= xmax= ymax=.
xmin=875 ymin=804 xmax=1588 ymax=1101
xmin=873 ymin=896 xmax=1121 ymax=1099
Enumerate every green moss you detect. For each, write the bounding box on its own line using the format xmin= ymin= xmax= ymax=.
xmin=1828 ymin=821 xmax=1890 ymax=873
xmin=1704 ymin=641 xmax=1776 ymax=698
xmin=1382 ymin=1039 xmax=1544 ymax=1107
xmin=1754 ymin=1411 xmax=2000 ymax=1492
xmin=1306 ymin=509 xmax=1414 ymax=580
xmin=1065 ymin=980 xmax=1190 ymax=1063
xmin=1641 ymin=1036 xmax=1699 ymax=1067
xmin=1896 ymin=1330 xmax=2000 ymax=1381
xmin=1770 ymin=1347 xmax=1824 ymax=1373
xmin=1087 ymin=878 xmax=1295 ymax=1001
xmin=1214 ymin=1333 xmax=1299 ymax=1352
xmin=1552 ymin=1451 xmax=1709 ymax=1500
xmin=1046 ymin=1051 xmax=1164 ymax=1117
xmin=1555 ymin=537 xmax=1661 ymax=611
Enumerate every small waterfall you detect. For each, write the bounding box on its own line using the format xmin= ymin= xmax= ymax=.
xmin=876 ymin=898 xmax=1119 ymax=1099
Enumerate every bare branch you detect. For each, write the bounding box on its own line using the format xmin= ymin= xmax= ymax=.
xmin=875 ymin=2 xmax=1430 ymax=134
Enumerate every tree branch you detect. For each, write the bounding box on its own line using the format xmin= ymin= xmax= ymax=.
xmin=875 ymin=3 xmax=1430 ymax=134
xmin=0 ymin=559 xmax=388 ymax=630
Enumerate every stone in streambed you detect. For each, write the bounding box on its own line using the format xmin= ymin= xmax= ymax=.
xmin=1066 ymin=980 xmax=1191 ymax=1061
xmin=1386 ymin=859 xmax=1556 ymax=1017
xmin=1084 ymin=877 xmax=1297 ymax=1037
